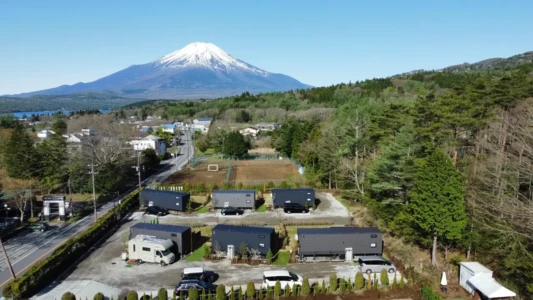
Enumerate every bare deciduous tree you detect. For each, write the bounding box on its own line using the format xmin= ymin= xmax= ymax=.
xmin=0 ymin=171 xmax=36 ymax=222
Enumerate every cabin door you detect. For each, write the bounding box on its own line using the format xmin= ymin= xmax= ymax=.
xmin=345 ymin=248 xmax=353 ymax=262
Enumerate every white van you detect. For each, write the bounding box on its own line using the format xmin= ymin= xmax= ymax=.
xmin=127 ymin=235 xmax=175 ymax=266
xmin=262 ymin=270 xmax=303 ymax=289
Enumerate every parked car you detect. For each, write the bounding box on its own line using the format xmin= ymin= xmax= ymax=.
xmin=262 ymin=270 xmax=303 ymax=290
xmin=146 ymin=206 xmax=168 ymax=216
xmin=220 ymin=206 xmax=244 ymax=216
xmin=28 ymin=222 xmax=49 ymax=232
xmin=358 ymin=256 xmax=396 ymax=274
xmin=181 ymin=267 xmax=216 ymax=283
xmin=283 ymin=203 xmax=309 ymax=214
xmin=175 ymin=279 xmax=217 ymax=297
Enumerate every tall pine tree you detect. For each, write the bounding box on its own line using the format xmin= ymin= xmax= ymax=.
xmin=4 ymin=124 xmax=39 ymax=179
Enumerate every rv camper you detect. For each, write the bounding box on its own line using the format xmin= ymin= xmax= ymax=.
xmin=127 ymin=235 xmax=175 ymax=266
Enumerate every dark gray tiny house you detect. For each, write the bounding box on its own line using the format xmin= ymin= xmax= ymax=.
xmin=139 ymin=189 xmax=190 ymax=212
xmin=272 ymin=188 xmax=315 ymax=208
xmin=211 ymin=224 xmax=276 ymax=256
xmin=297 ymin=227 xmax=382 ymax=257
xmin=130 ymin=223 xmax=192 ymax=258
xmin=211 ymin=190 xmax=255 ymax=209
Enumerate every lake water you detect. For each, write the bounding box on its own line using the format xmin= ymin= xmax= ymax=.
xmin=12 ymin=109 xmax=111 ymax=119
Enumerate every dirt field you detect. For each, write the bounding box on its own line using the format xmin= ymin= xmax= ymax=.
xmin=164 ymin=160 xmax=299 ymax=186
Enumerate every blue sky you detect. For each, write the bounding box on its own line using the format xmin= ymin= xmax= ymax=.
xmin=1 ymin=0 xmax=532 ymax=94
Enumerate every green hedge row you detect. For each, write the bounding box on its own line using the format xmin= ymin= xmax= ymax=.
xmin=2 ymin=189 xmax=142 ymax=299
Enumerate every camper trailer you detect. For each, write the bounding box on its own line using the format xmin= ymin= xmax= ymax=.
xmin=127 ymin=235 xmax=176 ymax=266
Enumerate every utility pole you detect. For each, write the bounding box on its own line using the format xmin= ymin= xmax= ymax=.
xmin=0 ymin=238 xmax=15 ymax=280
xmin=88 ymin=161 xmax=98 ymax=222
xmin=67 ymin=177 xmax=73 ymax=217
xmin=132 ymin=151 xmax=142 ymax=189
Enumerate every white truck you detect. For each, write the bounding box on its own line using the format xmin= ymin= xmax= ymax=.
xmin=127 ymin=235 xmax=176 ymax=266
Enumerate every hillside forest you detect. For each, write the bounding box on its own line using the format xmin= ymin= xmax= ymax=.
xmin=131 ymin=60 xmax=533 ymax=297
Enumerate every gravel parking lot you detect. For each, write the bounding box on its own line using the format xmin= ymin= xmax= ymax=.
xmin=155 ymin=193 xmax=351 ymax=226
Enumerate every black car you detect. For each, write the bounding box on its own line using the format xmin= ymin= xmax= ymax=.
xmin=28 ymin=222 xmax=49 ymax=232
xmin=181 ymin=268 xmax=217 ymax=283
xmin=175 ymin=279 xmax=217 ymax=297
xmin=146 ymin=206 xmax=168 ymax=216
xmin=283 ymin=203 xmax=309 ymax=214
xmin=220 ymin=206 xmax=244 ymax=216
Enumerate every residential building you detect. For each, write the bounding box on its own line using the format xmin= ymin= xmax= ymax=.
xmin=158 ymin=123 xmax=176 ymax=134
xmin=130 ymin=135 xmax=167 ymax=155
xmin=192 ymin=117 xmax=212 ymax=134
xmin=255 ymin=123 xmax=280 ymax=131
xmin=239 ymin=127 xmax=260 ymax=137
xmin=37 ymin=129 xmax=55 ymax=140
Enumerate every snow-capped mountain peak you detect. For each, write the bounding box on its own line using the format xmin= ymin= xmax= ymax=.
xmin=155 ymin=42 xmax=266 ymax=75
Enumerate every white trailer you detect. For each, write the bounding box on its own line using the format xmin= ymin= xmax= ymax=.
xmin=127 ymin=235 xmax=176 ymax=266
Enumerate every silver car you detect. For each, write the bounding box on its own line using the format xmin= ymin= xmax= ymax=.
xmin=358 ymin=256 xmax=396 ymax=274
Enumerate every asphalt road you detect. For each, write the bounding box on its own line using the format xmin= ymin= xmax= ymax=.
xmin=0 ymin=131 xmax=194 ymax=289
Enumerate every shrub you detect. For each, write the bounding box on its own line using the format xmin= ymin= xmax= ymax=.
xmin=273 ymin=281 xmax=281 ymax=298
xmin=237 ymin=182 xmax=243 ymax=189
xmin=94 ymin=292 xmax=105 ymax=300
xmin=62 ymin=292 xmax=76 ymax=300
xmin=301 ymin=278 xmax=310 ymax=296
xmin=266 ymin=181 xmax=274 ymax=188
xmin=392 ymin=273 xmax=398 ymax=288
xmin=284 ymin=285 xmax=290 ymax=297
xmin=237 ymin=287 xmax=243 ymax=300
xmin=188 ymin=287 xmax=199 ymax=300
xmin=339 ymin=278 xmax=346 ymax=293
xmin=313 ymin=284 xmax=319 ymax=295
xmin=366 ymin=274 xmax=372 ymax=290
xmin=347 ymin=278 xmax=352 ymax=291
xmin=183 ymin=183 xmax=191 ymax=192
xmin=373 ymin=274 xmax=378 ymax=289
xmin=258 ymin=287 xmax=263 ymax=299
xmin=279 ymin=181 xmax=289 ymax=189
xmin=329 ymin=273 xmax=338 ymax=291
xmin=230 ymin=286 xmax=235 ymax=300
xmin=380 ymin=269 xmax=389 ymax=285
xmin=266 ymin=286 xmax=271 ymax=298
xmin=421 ymin=285 xmax=443 ymax=300
xmin=399 ymin=273 xmax=405 ymax=288
xmin=172 ymin=292 xmax=177 ymax=300
xmin=127 ymin=290 xmax=139 ymax=300
xmin=355 ymin=273 xmax=365 ymax=290
xmin=239 ymin=243 xmax=249 ymax=259
xmin=207 ymin=290 xmax=213 ymax=300
xmin=202 ymin=288 xmax=207 ymax=300
xmin=246 ymin=282 xmax=255 ymax=299
xmin=291 ymin=284 xmax=297 ymax=296
xmin=203 ymin=244 xmax=212 ymax=258
xmin=223 ymin=182 xmax=231 ymax=190
xmin=321 ymin=280 xmax=326 ymax=294
xmin=216 ymin=284 xmax=226 ymax=300
xmin=157 ymin=288 xmax=168 ymax=300
xmin=266 ymin=250 xmax=273 ymax=264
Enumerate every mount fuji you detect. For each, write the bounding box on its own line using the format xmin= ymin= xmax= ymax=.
xmin=15 ymin=42 xmax=311 ymax=99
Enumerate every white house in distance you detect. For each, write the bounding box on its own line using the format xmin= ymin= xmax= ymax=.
xmin=158 ymin=123 xmax=176 ymax=134
xmin=37 ymin=129 xmax=55 ymax=140
xmin=129 ymin=135 xmax=167 ymax=155
xmin=255 ymin=123 xmax=280 ymax=131
xmin=191 ymin=118 xmax=212 ymax=134
xmin=239 ymin=127 xmax=260 ymax=137
xmin=459 ymin=261 xmax=516 ymax=299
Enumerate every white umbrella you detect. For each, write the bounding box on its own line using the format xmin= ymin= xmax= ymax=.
xmin=441 ymin=271 xmax=448 ymax=286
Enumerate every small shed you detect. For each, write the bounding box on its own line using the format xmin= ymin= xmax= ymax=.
xmin=460 ymin=262 xmax=516 ymax=299
xmin=211 ymin=190 xmax=255 ymax=209
xmin=139 ymin=189 xmax=190 ymax=212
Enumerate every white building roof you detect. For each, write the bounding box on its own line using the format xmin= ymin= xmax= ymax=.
xmin=460 ymin=261 xmax=493 ymax=274
xmin=143 ymin=135 xmax=164 ymax=141
xmin=468 ymin=274 xmax=516 ymax=298
xmin=263 ymin=270 xmax=291 ymax=277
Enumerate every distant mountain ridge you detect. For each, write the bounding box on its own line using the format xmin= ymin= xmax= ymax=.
xmin=395 ymin=51 xmax=533 ymax=77
xmin=12 ymin=42 xmax=311 ymax=99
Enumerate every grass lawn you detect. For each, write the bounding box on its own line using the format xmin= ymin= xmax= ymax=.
xmin=191 ymin=195 xmax=208 ymax=203
xmin=256 ymin=204 xmax=266 ymax=212
xmin=195 ymin=206 xmax=210 ymax=213
xmin=272 ymin=251 xmax=291 ymax=266
xmin=186 ymin=244 xmax=207 ymax=262
xmin=193 ymin=226 xmax=214 ymax=238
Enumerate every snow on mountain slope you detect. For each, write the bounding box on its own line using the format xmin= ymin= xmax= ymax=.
xmin=15 ymin=42 xmax=309 ymax=99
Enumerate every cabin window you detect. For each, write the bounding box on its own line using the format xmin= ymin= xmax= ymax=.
xmin=133 ymin=245 xmax=136 ymax=252
xmin=259 ymin=235 xmax=265 ymax=238
xmin=142 ymin=247 xmax=151 ymax=252
xmin=171 ymin=233 xmax=177 ymax=237
xmin=370 ymin=243 xmax=377 ymax=248
xmin=246 ymin=194 xmax=251 ymax=197
xmin=259 ymin=244 xmax=265 ymax=248
xmin=371 ymin=234 xmax=377 ymax=238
